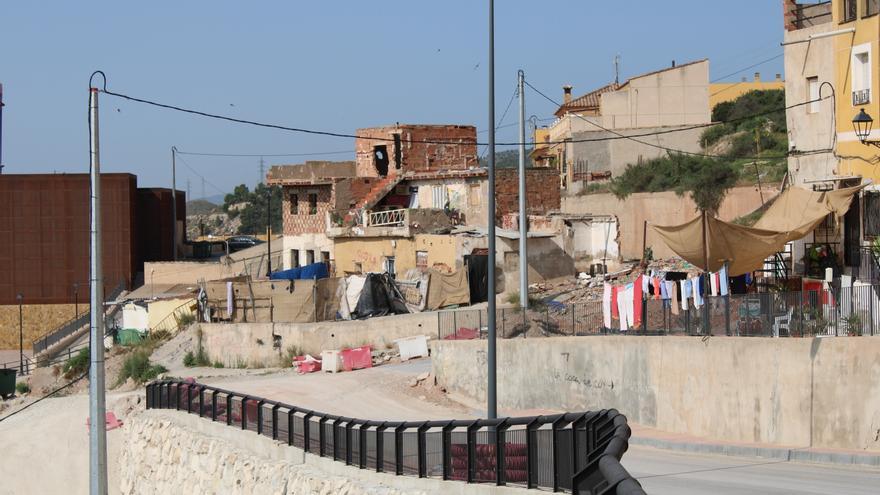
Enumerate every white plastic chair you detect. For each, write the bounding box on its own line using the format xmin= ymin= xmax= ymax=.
xmin=773 ymin=308 xmax=793 ymax=338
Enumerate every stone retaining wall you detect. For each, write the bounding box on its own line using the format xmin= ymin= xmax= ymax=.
xmin=120 ymin=409 xmax=525 ymax=494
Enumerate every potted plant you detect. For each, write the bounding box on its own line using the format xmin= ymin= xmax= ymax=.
xmin=844 ymin=313 xmax=863 ymax=337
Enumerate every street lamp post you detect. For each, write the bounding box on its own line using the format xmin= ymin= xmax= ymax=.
xmin=266 ymin=188 xmax=272 ymax=277
xmin=16 ymin=293 xmax=23 ymax=375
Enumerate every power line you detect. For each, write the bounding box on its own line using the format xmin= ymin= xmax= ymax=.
xmin=174 ymin=153 xmax=228 ymax=196
xmin=710 ymin=53 xmax=783 ymax=83
xmin=177 ymin=149 xmax=352 ymax=158
xmin=97 ymin=79 xmax=825 ymax=151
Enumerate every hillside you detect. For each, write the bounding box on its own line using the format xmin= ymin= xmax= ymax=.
xmin=605 ymin=89 xmax=788 ymax=198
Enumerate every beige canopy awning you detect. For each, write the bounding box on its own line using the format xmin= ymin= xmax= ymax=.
xmin=653 ymin=184 xmax=865 ymax=276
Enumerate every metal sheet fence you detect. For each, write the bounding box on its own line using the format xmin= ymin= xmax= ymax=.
xmin=438 ymin=284 xmax=880 ymax=339
xmin=146 ymin=380 xmax=645 ymax=494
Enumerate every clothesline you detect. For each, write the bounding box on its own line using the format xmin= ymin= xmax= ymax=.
xmin=602 ymin=265 xmax=730 ymax=331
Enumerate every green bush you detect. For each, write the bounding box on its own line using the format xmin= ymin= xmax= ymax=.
xmin=183 ymin=348 xmax=211 ymax=367
xmin=15 ymin=382 xmax=30 ymax=395
xmin=212 ymin=360 xmax=225 ymax=368
xmin=176 ymin=312 xmax=196 ymax=328
xmin=118 ymin=350 xmax=167 ymax=385
xmin=63 ymin=348 xmax=90 ymax=379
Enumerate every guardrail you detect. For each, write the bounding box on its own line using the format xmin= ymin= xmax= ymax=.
xmin=31 ymin=280 xmax=126 ymax=355
xmin=146 ymin=380 xmax=645 ymax=494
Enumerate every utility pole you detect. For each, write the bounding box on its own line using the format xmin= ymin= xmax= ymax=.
xmin=259 ymin=156 xmax=265 ymax=188
xmin=266 ymin=188 xmax=272 ymax=277
xmin=201 ymin=177 xmax=206 ymax=201
xmin=186 ymin=178 xmax=191 ymax=202
xmin=171 ymin=146 xmax=178 ymax=261
xmin=517 ymin=69 xmax=528 ymax=310
xmin=16 ymin=293 xmax=22 ymax=375
xmin=487 ymin=0 xmax=497 ymax=420
xmin=88 ymin=79 xmax=108 ymax=495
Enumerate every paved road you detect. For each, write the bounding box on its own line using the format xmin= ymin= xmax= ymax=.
xmin=623 ymin=445 xmax=880 ymax=494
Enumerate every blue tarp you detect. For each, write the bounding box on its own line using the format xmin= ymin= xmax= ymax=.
xmin=269 ymin=262 xmax=329 ymax=281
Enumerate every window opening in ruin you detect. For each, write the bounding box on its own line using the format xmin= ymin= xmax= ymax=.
xmin=393 ymin=134 xmax=402 ymax=169
xmin=373 ymin=145 xmax=390 ymax=176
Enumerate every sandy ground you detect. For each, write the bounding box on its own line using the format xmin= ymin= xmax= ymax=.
xmin=0 ymin=392 xmax=140 ymax=495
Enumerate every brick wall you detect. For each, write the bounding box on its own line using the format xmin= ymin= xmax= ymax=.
xmin=355 ymin=125 xmax=478 ymax=178
xmin=495 ymin=168 xmax=561 ymax=221
xmin=281 ymin=185 xmax=332 ymax=236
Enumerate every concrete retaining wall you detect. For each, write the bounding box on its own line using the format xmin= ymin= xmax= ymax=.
xmin=201 ymin=312 xmax=438 ymax=366
xmin=431 ymin=336 xmax=880 ymax=451
xmin=120 ymin=409 xmax=527 ymax=494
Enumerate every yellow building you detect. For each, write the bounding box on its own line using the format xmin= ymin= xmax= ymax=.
xmin=709 ymin=73 xmax=785 ymax=109
xmin=831 ymin=0 xmax=880 ymax=183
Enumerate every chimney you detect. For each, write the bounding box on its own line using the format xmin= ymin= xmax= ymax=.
xmin=563 ymin=85 xmax=573 ymax=104
xmin=775 ymin=73 xmax=782 ymax=81
xmin=754 ymin=72 xmax=761 ymax=82
xmin=672 ymin=60 xmax=676 ymax=68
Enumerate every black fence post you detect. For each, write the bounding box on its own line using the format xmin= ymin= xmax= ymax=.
xmin=256 ymin=400 xmax=265 ymax=435
xmin=496 ymin=419 xmax=509 ymax=486
xmin=417 ymin=422 xmax=429 ymax=478
xmin=466 ymin=420 xmax=479 ymax=483
xmin=272 ymin=405 xmax=280 ymax=440
xmin=187 ymin=384 xmax=193 ymax=413
xmin=376 ymin=423 xmax=387 ymax=473
xmin=198 ymin=386 xmax=205 ymax=417
xmin=288 ymin=408 xmax=295 ymax=447
xmin=303 ymin=412 xmax=313 ymax=453
xmin=395 ymin=424 xmax=406 ymax=476
xmin=241 ymin=397 xmax=248 ymax=430
xmin=526 ymin=418 xmax=538 ymax=489
xmin=319 ymin=417 xmax=329 ymax=457
xmin=174 ymin=383 xmax=180 ymax=411
xmin=441 ymin=421 xmax=454 ymax=480
xmin=344 ymin=419 xmax=353 ymax=465
xmin=211 ymin=390 xmax=218 ymax=421
xmin=359 ymin=423 xmax=368 ymax=469
xmin=226 ymin=395 xmax=233 ymax=426
xmin=551 ymin=416 xmax=565 ymax=493
xmin=145 ymin=383 xmax=153 ymax=409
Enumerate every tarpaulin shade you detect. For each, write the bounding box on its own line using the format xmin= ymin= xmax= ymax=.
xmin=652 ymin=184 xmax=865 ymax=276
xmin=752 ymin=184 xmax=866 ymax=237
xmin=653 ymin=215 xmax=790 ymax=275
xmin=270 ymin=262 xmax=329 ymax=281
xmin=426 ymin=269 xmax=471 ymax=310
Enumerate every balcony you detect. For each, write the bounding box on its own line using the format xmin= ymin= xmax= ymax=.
xmin=853 ymin=88 xmax=871 ymax=106
xmin=326 ymin=208 xmax=456 ymax=238
xmin=787 ymin=1 xmax=832 ymax=30
xmin=366 ymin=208 xmax=407 ymax=227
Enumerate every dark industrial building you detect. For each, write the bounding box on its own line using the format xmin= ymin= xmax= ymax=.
xmin=0 ymin=173 xmax=184 ymax=305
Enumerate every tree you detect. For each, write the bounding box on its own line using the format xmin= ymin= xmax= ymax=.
xmin=610 ymin=153 xmax=737 ymax=217
xmin=222 ymin=183 xmax=283 ymax=235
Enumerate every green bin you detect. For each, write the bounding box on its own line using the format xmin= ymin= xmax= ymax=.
xmin=0 ymin=368 xmax=17 ymax=400
xmin=117 ymin=328 xmax=146 ymax=346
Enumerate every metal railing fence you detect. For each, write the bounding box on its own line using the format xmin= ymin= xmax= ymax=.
xmin=31 ymin=280 xmax=126 ymax=355
xmin=438 ymin=284 xmax=880 ymax=340
xmin=146 ymin=380 xmax=645 ymax=494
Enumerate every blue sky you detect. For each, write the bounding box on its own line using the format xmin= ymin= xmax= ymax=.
xmin=0 ymin=1 xmax=784 ymax=198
